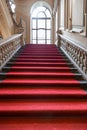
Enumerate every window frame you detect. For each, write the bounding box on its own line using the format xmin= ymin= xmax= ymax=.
xmin=31 ymin=6 xmax=52 ymax=44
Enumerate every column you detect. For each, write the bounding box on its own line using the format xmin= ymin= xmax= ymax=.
xmin=64 ymin=0 xmax=68 ymax=30
xmin=84 ymin=0 xmax=87 ymax=36
xmin=68 ymin=0 xmax=72 ymax=30
xmin=52 ymin=14 xmax=55 ymax=44
xmin=85 ymin=14 xmax=87 ymax=36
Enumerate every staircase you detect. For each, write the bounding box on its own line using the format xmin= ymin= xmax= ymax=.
xmin=0 ymin=44 xmax=87 ymax=130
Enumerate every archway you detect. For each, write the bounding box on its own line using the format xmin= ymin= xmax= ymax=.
xmin=30 ymin=1 xmax=52 ymax=44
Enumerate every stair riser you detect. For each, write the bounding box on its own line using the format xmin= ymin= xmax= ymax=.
xmin=6 ymin=63 xmax=74 ymax=67
xmin=0 ymin=75 xmax=82 ymax=80
xmin=0 ymin=83 xmax=83 ymax=88
xmin=16 ymin=53 xmax=65 ymax=56
xmin=0 ymin=95 xmax=87 ymax=100
xmin=13 ymin=55 xmax=68 ymax=60
xmin=10 ymin=59 xmax=70 ymax=62
xmin=2 ymin=68 xmax=77 ymax=72
xmin=0 ymin=111 xmax=87 ymax=117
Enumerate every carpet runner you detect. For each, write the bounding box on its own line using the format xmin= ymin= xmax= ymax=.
xmin=0 ymin=44 xmax=87 ymax=129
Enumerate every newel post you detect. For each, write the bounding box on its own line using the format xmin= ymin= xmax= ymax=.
xmin=20 ymin=34 xmax=25 ymax=46
xmin=57 ymin=30 xmax=62 ymax=48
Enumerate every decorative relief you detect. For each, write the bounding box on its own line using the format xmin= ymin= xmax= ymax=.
xmin=6 ymin=0 xmax=24 ymax=34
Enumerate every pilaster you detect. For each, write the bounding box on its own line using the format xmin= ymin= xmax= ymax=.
xmin=84 ymin=0 xmax=87 ymax=36
xmin=85 ymin=14 xmax=87 ymax=36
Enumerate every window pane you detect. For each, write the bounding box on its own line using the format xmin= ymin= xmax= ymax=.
xmin=47 ymin=40 xmax=51 ymax=44
xmin=38 ymin=12 xmax=45 ymax=18
xmin=38 ymin=20 xmax=45 ymax=28
xmin=38 ymin=30 xmax=45 ymax=39
xmin=32 ymin=20 xmax=36 ymax=28
xmin=37 ymin=7 xmax=46 ymax=12
xmin=47 ymin=30 xmax=50 ymax=39
xmin=47 ymin=20 xmax=51 ymax=29
xmin=9 ymin=0 xmax=16 ymax=13
xmin=32 ymin=30 xmax=36 ymax=39
xmin=32 ymin=40 xmax=36 ymax=44
xmin=11 ymin=4 xmax=15 ymax=13
xmin=38 ymin=40 xmax=45 ymax=44
xmin=45 ymin=9 xmax=51 ymax=17
xmin=32 ymin=7 xmax=46 ymax=17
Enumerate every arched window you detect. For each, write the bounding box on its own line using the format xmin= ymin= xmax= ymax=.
xmin=31 ymin=6 xmax=52 ymax=44
xmin=8 ymin=0 xmax=16 ymax=13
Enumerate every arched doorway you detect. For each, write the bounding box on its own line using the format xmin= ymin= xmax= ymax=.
xmin=30 ymin=2 xmax=52 ymax=44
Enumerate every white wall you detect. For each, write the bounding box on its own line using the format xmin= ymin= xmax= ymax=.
xmin=60 ymin=0 xmax=64 ymax=29
xmin=72 ymin=0 xmax=84 ymax=27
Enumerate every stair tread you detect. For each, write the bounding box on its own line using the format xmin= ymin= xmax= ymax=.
xmin=0 ymin=100 xmax=87 ymax=112
xmin=0 ymin=117 xmax=87 ymax=130
xmin=0 ymin=72 xmax=82 ymax=80
xmin=7 ymin=62 xmax=74 ymax=67
xmin=11 ymin=59 xmax=68 ymax=61
xmin=8 ymin=62 xmax=72 ymax=64
xmin=1 ymin=79 xmax=79 ymax=83
xmin=13 ymin=54 xmax=67 ymax=59
xmin=0 ymin=88 xmax=86 ymax=96
xmin=3 ymin=66 xmax=77 ymax=70
xmin=0 ymin=72 xmax=79 ymax=76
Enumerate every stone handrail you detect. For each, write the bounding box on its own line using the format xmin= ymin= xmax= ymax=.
xmin=58 ymin=34 xmax=87 ymax=79
xmin=0 ymin=34 xmax=24 ymax=69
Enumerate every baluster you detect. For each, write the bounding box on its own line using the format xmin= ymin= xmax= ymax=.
xmin=84 ymin=53 xmax=87 ymax=73
xmin=67 ymin=44 xmax=70 ymax=55
xmin=74 ymin=46 xmax=76 ymax=61
xmin=69 ymin=44 xmax=73 ymax=57
xmin=0 ymin=47 xmax=3 ymax=65
xmin=1 ymin=46 xmax=5 ymax=63
xmin=74 ymin=47 xmax=77 ymax=61
xmin=71 ymin=45 xmax=74 ymax=59
xmin=4 ymin=45 xmax=8 ymax=60
xmin=66 ymin=42 xmax=69 ymax=53
xmin=77 ymin=50 xmax=81 ymax=67
xmin=71 ymin=45 xmax=75 ymax=59
xmin=79 ymin=51 xmax=83 ymax=70
xmin=7 ymin=43 xmax=10 ymax=57
xmin=75 ymin=47 xmax=79 ymax=64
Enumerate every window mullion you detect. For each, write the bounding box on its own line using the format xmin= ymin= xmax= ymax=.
xmin=36 ymin=19 xmax=38 ymax=44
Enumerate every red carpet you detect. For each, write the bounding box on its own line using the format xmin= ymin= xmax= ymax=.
xmin=0 ymin=44 xmax=87 ymax=129
xmin=1 ymin=117 xmax=87 ymax=130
